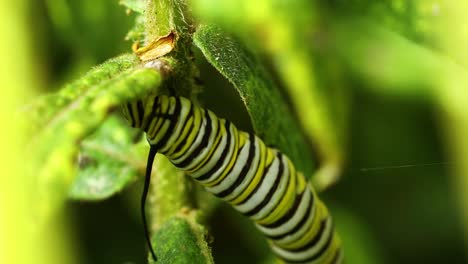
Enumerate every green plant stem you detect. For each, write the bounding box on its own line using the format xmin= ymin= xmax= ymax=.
xmin=149 ymin=155 xmax=195 ymax=229
xmin=143 ymin=0 xmax=212 ymax=262
xmin=144 ymin=0 xmax=197 ymax=97
xmin=143 ymin=0 xmax=193 ymax=223
xmin=145 ymin=0 xmax=179 ymax=41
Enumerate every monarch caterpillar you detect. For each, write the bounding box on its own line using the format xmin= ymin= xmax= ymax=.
xmin=123 ymin=95 xmax=342 ymax=264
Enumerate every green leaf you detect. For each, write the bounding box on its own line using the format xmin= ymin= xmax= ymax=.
xmin=45 ymin=0 xmax=134 ymax=63
xmin=151 ymin=217 xmax=213 ymax=264
xmin=69 ymin=115 xmax=147 ymax=200
xmin=193 ymin=24 xmax=314 ymax=176
xmin=120 ymin=0 xmax=145 ymax=14
xmin=325 ymin=1 xmax=438 ymax=41
xmin=331 ymin=19 xmax=451 ymax=98
xmin=191 ymin=18 xmax=346 ymax=190
xmin=27 ymin=54 xmax=138 ymax=129
xmin=120 ymin=0 xmax=146 ymax=44
xmin=29 ymin=59 xmax=162 ymax=223
xmin=125 ymin=15 xmax=146 ymax=43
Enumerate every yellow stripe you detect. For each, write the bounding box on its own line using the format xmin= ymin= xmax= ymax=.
xmin=140 ymin=95 xmax=156 ymax=129
xmin=295 ymin=171 xmax=306 ymax=194
xmin=148 ymin=97 xmax=171 ymax=140
xmin=257 ymin=159 xmax=297 ymax=225
xmin=170 ymin=107 xmax=203 ymax=159
xmin=204 ymin=130 xmax=244 ymax=187
xmin=230 ymin=141 xmax=274 ymax=205
xmin=165 ymin=100 xmax=193 ymax=156
xmin=146 ymin=97 xmax=165 ymax=137
xmin=166 ymin=114 xmax=193 ymax=155
xmin=321 ymin=236 xmax=341 ymax=264
xmin=281 ymin=201 xmax=328 ymax=249
xmin=187 ymin=118 xmax=225 ymax=174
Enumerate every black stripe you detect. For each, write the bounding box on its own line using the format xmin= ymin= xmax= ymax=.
xmin=189 ymin=117 xmax=224 ymax=172
xmin=250 ymin=155 xmax=291 ymax=221
xmin=215 ymin=133 xmax=256 ymax=199
xmin=137 ymin=100 xmax=144 ymax=126
xmin=144 ymin=96 xmax=173 ymax=134
xmin=127 ymin=103 xmax=135 ymax=127
xmin=152 ymin=97 xmax=181 ymax=151
xmin=262 ymin=188 xmax=306 ymax=229
xmin=266 ymin=191 xmax=314 ymax=240
xmin=206 ymin=135 xmax=243 ymax=186
xmin=167 ymin=101 xmax=193 ymax=156
xmin=288 ymin=218 xmax=329 ymax=253
xmin=196 ymin=120 xmax=232 ymax=181
xmin=303 ymin=220 xmax=334 ymax=261
xmin=171 ymin=105 xmax=199 ymax=159
xmin=331 ymin=248 xmax=342 ymax=264
xmin=235 ymin=155 xmax=274 ymax=206
xmin=286 ymin=220 xmax=334 ymax=263
xmin=244 ymin=152 xmax=284 ymax=217
xmin=173 ymin=109 xmax=212 ymax=168
xmin=151 ymin=97 xmax=174 ymax=135
xmin=143 ymin=96 xmax=160 ymax=131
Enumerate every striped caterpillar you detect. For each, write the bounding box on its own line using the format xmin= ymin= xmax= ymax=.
xmin=123 ymin=95 xmax=342 ymax=264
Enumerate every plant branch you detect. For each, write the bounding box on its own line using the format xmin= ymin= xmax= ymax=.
xmin=142 ymin=0 xmax=212 ymax=262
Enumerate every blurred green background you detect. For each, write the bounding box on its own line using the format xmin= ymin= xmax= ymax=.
xmin=9 ymin=0 xmax=468 ymax=263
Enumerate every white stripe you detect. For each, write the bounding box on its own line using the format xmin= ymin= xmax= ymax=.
xmin=147 ymin=98 xmax=176 ymax=145
xmin=234 ymin=150 xmax=279 ymax=213
xmin=272 ymin=218 xmax=332 ymax=263
xmin=273 ymin=200 xmax=316 ymax=246
xmin=334 ymin=249 xmax=343 ymax=264
xmin=159 ymin=99 xmax=191 ymax=153
xmin=170 ymin=108 xmax=206 ymax=164
xmin=256 ymin=186 xmax=312 ymax=237
xmin=166 ymin=106 xmax=201 ymax=160
xmin=181 ymin=110 xmax=220 ymax=171
xmin=207 ymin=134 xmax=260 ymax=201
xmin=193 ymin=122 xmax=237 ymax=181
xmin=249 ymin=154 xmax=290 ymax=221
xmin=189 ymin=119 xmax=227 ymax=177
xmin=170 ymin=109 xmax=216 ymax=170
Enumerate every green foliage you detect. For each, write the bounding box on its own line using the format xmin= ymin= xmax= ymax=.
xmin=29 ymin=0 xmax=468 ymax=263
xmin=120 ymin=0 xmax=146 ymax=44
xmin=194 ymin=24 xmax=314 ymax=176
xmin=120 ymin=0 xmax=145 ymax=14
xmin=331 ymin=19 xmax=440 ymax=98
xmin=29 ymin=54 xmax=138 ymax=127
xmin=151 ymin=217 xmax=213 ymax=264
xmin=192 ymin=0 xmax=348 ymax=189
xmin=30 ymin=56 xmax=161 ymax=222
xmin=69 ymin=116 xmax=146 ymax=200
xmin=44 ymin=0 xmax=135 ymax=63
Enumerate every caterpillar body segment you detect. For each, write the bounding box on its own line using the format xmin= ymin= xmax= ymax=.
xmin=123 ymin=95 xmax=342 ymax=264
